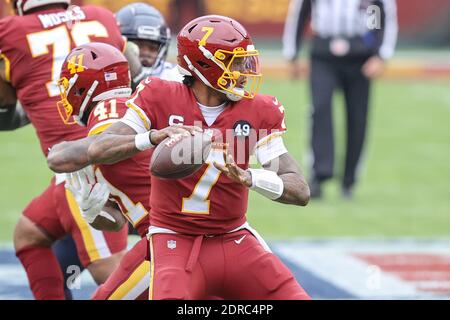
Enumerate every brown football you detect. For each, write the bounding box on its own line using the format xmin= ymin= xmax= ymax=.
xmin=150 ymin=131 xmax=212 ymax=179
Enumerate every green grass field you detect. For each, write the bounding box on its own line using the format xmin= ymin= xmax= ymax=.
xmin=1 ymin=78 xmax=449 ymax=242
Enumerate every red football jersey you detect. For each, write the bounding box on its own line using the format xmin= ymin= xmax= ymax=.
xmin=127 ymin=78 xmax=286 ymax=235
xmin=87 ymin=98 xmax=151 ymax=237
xmin=0 ymin=5 xmax=125 ymax=156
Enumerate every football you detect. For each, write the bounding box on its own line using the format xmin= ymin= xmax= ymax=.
xmin=150 ymin=131 xmax=213 ymax=179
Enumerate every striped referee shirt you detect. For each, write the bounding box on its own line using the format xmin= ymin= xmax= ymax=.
xmin=283 ymin=0 xmax=398 ymax=60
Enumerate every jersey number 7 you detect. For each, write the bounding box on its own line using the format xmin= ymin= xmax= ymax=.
xmin=181 ymin=149 xmax=224 ymax=215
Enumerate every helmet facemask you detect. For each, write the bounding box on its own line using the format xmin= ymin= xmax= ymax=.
xmin=214 ymin=46 xmax=262 ymax=101
xmin=177 ymin=15 xmax=262 ymax=101
xmin=133 ymin=25 xmax=171 ymax=75
xmin=56 ymin=75 xmax=78 ymax=125
xmin=186 ymin=44 xmax=262 ymax=102
xmin=117 ymin=2 xmax=171 ymax=76
xmin=57 ymin=73 xmax=100 ymax=126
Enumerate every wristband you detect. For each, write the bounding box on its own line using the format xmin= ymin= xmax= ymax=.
xmin=135 ymin=132 xmax=154 ymax=151
xmin=248 ymin=168 xmax=284 ymax=200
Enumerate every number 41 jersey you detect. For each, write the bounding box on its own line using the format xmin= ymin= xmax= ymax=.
xmin=124 ymin=77 xmax=288 ymax=235
xmin=86 ymin=97 xmax=151 ymax=238
xmin=0 ymin=5 xmax=124 ymax=155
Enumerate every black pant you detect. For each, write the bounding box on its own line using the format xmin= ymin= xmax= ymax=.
xmin=309 ymin=55 xmax=370 ymax=188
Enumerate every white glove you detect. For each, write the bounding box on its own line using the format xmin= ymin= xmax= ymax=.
xmin=65 ymin=166 xmax=110 ymax=224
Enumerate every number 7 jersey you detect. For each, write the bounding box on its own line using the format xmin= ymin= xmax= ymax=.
xmin=124 ymin=78 xmax=288 ymax=235
xmin=0 ymin=5 xmax=125 ymax=155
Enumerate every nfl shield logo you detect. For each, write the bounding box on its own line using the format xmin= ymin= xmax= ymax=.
xmin=167 ymin=240 xmax=177 ymax=250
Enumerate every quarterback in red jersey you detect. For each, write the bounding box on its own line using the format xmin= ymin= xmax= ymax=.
xmin=48 ymin=42 xmax=152 ymax=300
xmin=83 ymin=15 xmax=311 ymax=299
xmin=0 ymin=0 xmax=129 ymax=299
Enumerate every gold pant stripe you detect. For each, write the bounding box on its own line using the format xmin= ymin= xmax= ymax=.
xmin=149 ymin=235 xmax=155 ymax=300
xmin=108 ymin=260 xmax=150 ymax=300
xmin=65 ymin=189 xmax=101 ymax=262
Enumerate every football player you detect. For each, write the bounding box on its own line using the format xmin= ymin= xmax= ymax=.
xmin=73 ymin=15 xmax=312 ymax=299
xmin=116 ymin=2 xmax=183 ymax=89
xmin=0 ymin=0 xmax=130 ymax=299
xmin=47 ymin=42 xmax=151 ymax=300
xmin=47 ymin=5 xmax=183 ymax=299
xmin=50 ymin=3 xmax=183 ymax=287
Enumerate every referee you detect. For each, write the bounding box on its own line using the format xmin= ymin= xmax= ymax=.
xmin=283 ymin=0 xmax=398 ymax=198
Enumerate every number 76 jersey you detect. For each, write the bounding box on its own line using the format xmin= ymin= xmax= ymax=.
xmin=0 ymin=5 xmax=124 ymax=155
xmin=124 ymin=78 xmax=288 ymax=235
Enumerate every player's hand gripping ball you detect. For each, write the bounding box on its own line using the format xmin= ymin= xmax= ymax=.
xmin=150 ymin=127 xmax=213 ymax=179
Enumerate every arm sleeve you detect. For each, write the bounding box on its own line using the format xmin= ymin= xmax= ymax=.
xmin=282 ymin=0 xmax=312 ymax=61
xmin=378 ymin=0 xmax=398 ymax=60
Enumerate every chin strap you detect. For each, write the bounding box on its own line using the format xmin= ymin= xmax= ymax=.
xmin=182 ymin=54 xmax=242 ymax=102
xmin=75 ymin=80 xmax=99 ymax=125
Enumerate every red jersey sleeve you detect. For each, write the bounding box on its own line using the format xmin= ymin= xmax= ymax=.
xmin=252 ymin=95 xmax=289 ymax=164
xmin=0 ymin=17 xmax=11 ymax=82
xmin=256 ymin=95 xmax=287 ymax=140
xmin=262 ymin=95 xmax=287 ymax=132
xmin=87 ymin=98 xmax=128 ymax=136
xmin=125 ymin=77 xmax=166 ymax=131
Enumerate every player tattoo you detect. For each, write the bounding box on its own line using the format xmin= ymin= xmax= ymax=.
xmin=88 ymin=121 xmax=142 ymax=165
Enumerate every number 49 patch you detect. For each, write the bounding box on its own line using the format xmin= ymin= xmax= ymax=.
xmin=233 ymin=120 xmax=252 ymax=137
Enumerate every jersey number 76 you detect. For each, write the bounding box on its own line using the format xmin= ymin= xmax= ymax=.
xmin=27 ymin=21 xmax=109 ymax=97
